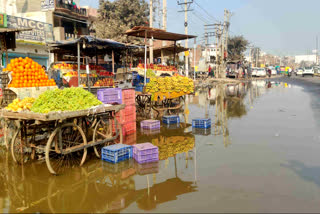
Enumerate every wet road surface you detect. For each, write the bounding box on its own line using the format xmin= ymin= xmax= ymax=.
xmin=2 ymin=77 xmax=320 ymax=212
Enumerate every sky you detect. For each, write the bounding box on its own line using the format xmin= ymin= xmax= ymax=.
xmin=80 ymin=0 xmax=320 ymax=56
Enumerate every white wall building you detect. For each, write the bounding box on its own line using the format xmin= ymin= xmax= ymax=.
xmin=295 ymin=55 xmax=317 ymax=64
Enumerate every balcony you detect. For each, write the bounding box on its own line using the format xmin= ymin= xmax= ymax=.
xmin=55 ymin=0 xmax=87 ymax=18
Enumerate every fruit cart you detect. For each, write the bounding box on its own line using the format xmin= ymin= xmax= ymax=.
xmin=1 ymin=104 xmax=125 ymax=175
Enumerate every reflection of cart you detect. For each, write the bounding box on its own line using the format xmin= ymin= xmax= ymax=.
xmin=1 ymin=104 xmax=124 ymax=175
xmin=136 ymin=91 xmax=184 ymax=118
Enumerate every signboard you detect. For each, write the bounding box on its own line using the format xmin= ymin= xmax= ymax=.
xmin=6 ymin=15 xmax=54 ymax=43
xmin=0 ymin=13 xmax=7 ymax=27
xmin=185 ymin=51 xmax=189 ymax=56
xmin=41 ymin=0 xmax=55 ymax=11
xmin=261 ymin=64 xmax=265 ymax=68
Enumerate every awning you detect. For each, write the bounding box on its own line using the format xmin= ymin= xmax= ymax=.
xmin=134 ymin=44 xmax=188 ymax=58
xmin=125 ymin=26 xmax=197 ymax=41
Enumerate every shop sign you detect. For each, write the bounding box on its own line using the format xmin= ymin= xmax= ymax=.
xmin=41 ymin=0 xmax=55 ymax=11
xmin=185 ymin=51 xmax=189 ymax=56
xmin=6 ymin=15 xmax=54 ymax=43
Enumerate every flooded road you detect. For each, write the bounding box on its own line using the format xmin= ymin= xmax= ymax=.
xmin=2 ymin=78 xmax=320 ymax=213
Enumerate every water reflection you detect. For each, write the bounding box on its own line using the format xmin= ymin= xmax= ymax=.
xmin=0 ymin=124 xmax=197 ymax=213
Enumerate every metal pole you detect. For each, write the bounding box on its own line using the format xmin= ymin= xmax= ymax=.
xmin=194 ymin=38 xmax=196 ymax=80
xmin=144 ymin=31 xmax=147 ymax=86
xmin=149 ymin=0 xmax=153 ymax=64
xmin=185 ymin=0 xmax=189 ymax=77
xmin=77 ymin=42 xmax=80 ymax=87
xmin=112 ymin=50 xmax=115 ymax=75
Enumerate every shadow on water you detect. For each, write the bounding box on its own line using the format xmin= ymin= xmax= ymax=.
xmin=281 ymin=160 xmax=320 ymax=187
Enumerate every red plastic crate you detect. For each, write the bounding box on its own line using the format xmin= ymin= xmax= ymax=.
xmin=115 ymin=105 xmax=136 ymax=124
xmin=123 ymin=132 xmax=137 ymax=145
xmin=113 ymin=121 xmax=137 ymax=136
xmin=122 ymin=89 xmax=136 ymax=105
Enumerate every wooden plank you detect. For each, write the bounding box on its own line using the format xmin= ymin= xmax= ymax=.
xmin=1 ymin=104 xmax=125 ymax=121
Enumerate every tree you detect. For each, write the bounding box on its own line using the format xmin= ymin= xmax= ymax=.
xmin=227 ymin=35 xmax=249 ymax=61
xmin=96 ymin=0 xmax=149 ymax=43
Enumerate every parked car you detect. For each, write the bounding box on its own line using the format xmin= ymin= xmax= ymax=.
xmin=256 ymin=68 xmax=267 ymax=77
xmin=251 ymin=68 xmax=257 ymax=77
xmin=302 ymin=67 xmax=314 ymax=77
xmin=295 ymin=68 xmax=303 ymax=76
xmin=271 ymin=69 xmax=277 ymax=75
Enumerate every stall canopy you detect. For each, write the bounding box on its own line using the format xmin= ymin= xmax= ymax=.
xmin=125 ymin=26 xmax=196 ymax=41
xmin=134 ymin=44 xmax=188 ymax=58
xmin=47 ymin=35 xmax=140 ymax=56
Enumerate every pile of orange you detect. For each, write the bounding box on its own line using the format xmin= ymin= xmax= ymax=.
xmin=4 ymin=57 xmax=56 ymax=88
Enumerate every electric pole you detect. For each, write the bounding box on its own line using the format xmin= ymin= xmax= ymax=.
xmin=214 ymin=22 xmax=222 ymax=78
xmin=220 ymin=9 xmax=231 ymax=78
xmin=178 ymin=0 xmax=193 ymax=77
xmin=149 ymin=0 xmax=154 ymax=64
xmin=161 ymin=0 xmax=167 ymax=64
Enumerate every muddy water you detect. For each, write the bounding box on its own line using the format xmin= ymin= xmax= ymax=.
xmin=2 ymin=80 xmax=320 ymax=213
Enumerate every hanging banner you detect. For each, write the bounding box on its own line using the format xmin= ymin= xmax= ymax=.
xmin=41 ymin=0 xmax=55 ymax=11
xmin=6 ymin=15 xmax=54 ymax=44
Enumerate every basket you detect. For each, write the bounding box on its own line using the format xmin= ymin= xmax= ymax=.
xmin=133 ymin=143 xmax=159 ymax=164
xmin=122 ymin=89 xmax=136 ymax=105
xmin=1 ymin=72 xmax=10 ymax=89
xmin=192 ymin=118 xmax=211 ymax=129
xmin=140 ymin=120 xmax=160 ymax=130
xmin=2 ymin=89 xmax=17 ymax=107
xmin=162 ymin=115 xmax=180 ymax=124
xmin=135 ymin=85 xmax=144 ymax=92
xmin=97 ymin=88 xmax=122 ymax=104
xmin=115 ymin=105 xmax=136 ymax=124
xmin=192 ymin=128 xmax=211 ymax=136
xmin=101 ymin=144 xmax=132 ymax=163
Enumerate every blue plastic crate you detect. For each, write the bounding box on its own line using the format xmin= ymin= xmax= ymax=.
xmin=135 ymin=85 xmax=144 ymax=92
xmin=192 ymin=118 xmax=211 ymax=129
xmin=162 ymin=115 xmax=180 ymax=124
xmin=101 ymin=144 xmax=133 ymax=163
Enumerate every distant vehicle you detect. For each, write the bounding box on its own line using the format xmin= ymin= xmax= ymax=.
xmin=302 ymin=67 xmax=314 ymax=77
xmin=313 ymin=66 xmax=320 ymax=74
xmin=271 ymin=69 xmax=277 ymax=75
xmin=256 ymin=68 xmax=267 ymax=77
xmin=295 ymin=68 xmax=303 ymax=76
xmin=251 ymin=67 xmax=257 ymax=77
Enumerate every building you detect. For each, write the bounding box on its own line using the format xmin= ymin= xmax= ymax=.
xmin=0 ymin=0 xmax=95 ymax=67
xmin=295 ymin=55 xmax=317 ymax=64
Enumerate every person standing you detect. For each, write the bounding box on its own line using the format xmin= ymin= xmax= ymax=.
xmin=208 ymin=65 xmax=212 ymax=78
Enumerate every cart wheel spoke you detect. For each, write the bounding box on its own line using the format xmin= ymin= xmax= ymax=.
xmin=45 ymin=123 xmax=87 ymax=175
xmin=11 ymin=128 xmax=31 ymax=164
xmin=93 ymin=119 xmax=113 ymax=158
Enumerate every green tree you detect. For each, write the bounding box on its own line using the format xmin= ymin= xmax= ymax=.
xmin=227 ymin=35 xmax=249 ymax=61
xmin=96 ymin=0 xmax=149 ymax=43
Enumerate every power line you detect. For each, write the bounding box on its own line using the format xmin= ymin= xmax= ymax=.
xmin=194 ymin=0 xmax=220 ymax=22
xmin=192 ymin=11 xmax=209 ymax=24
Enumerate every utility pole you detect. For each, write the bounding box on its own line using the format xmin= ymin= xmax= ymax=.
xmin=149 ymin=0 xmax=154 ymax=64
xmin=178 ymin=0 xmax=193 ymax=77
xmin=204 ymin=24 xmax=215 ymax=68
xmin=214 ymin=22 xmax=222 ymax=78
xmin=220 ymin=9 xmax=231 ymax=78
xmin=161 ymin=0 xmax=167 ymax=64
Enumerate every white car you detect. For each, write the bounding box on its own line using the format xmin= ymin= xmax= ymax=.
xmin=271 ymin=69 xmax=277 ymax=75
xmin=295 ymin=68 xmax=303 ymax=76
xmin=256 ymin=68 xmax=267 ymax=77
xmin=302 ymin=67 xmax=314 ymax=77
xmin=251 ymin=68 xmax=257 ymax=77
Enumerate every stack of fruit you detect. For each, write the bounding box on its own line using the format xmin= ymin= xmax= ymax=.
xmin=137 ymin=63 xmax=177 ymax=71
xmin=53 ymin=62 xmax=77 ymax=70
xmin=93 ymin=78 xmax=114 ymax=87
xmin=5 ymin=97 xmax=36 ymax=112
xmin=31 ymin=87 xmax=102 ymax=113
xmin=145 ymin=76 xmax=194 ymax=94
xmin=4 ymin=57 xmax=56 ymax=88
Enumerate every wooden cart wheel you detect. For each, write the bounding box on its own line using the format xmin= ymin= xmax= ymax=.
xmin=11 ymin=127 xmax=31 ymax=164
xmin=113 ymin=118 xmax=123 ymax=144
xmin=45 ymin=123 xmax=87 ymax=175
xmin=93 ymin=118 xmax=113 ymax=158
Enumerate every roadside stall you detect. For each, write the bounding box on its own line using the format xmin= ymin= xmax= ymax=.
xmin=125 ymin=27 xmax=196 ymax=117
xmin=1 ymin=87 xmax=125 ymax=175
xmin=47 ymin=36 xmax=139 ymax=94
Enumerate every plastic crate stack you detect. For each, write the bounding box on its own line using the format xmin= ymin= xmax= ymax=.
xmin=97 ymin=88 xmax=122 ymax=104
xmin=101 ymin=144 xmax=133 ymax=163
xmin=140 ymin=120 xmax=160 ymax=130
xmin=114 ymin=89 xmax=137 ymax=136
xmin=133 ymin=143 xmax=159 ymax=164
xmin=162 ymin=115 xmax=180 ymax=124
xmin=192 ymin=118 xmax=211 ymax=129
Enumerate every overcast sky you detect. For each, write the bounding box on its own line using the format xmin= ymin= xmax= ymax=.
xmin=80 ymin=0 xmax=320 ymax=56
